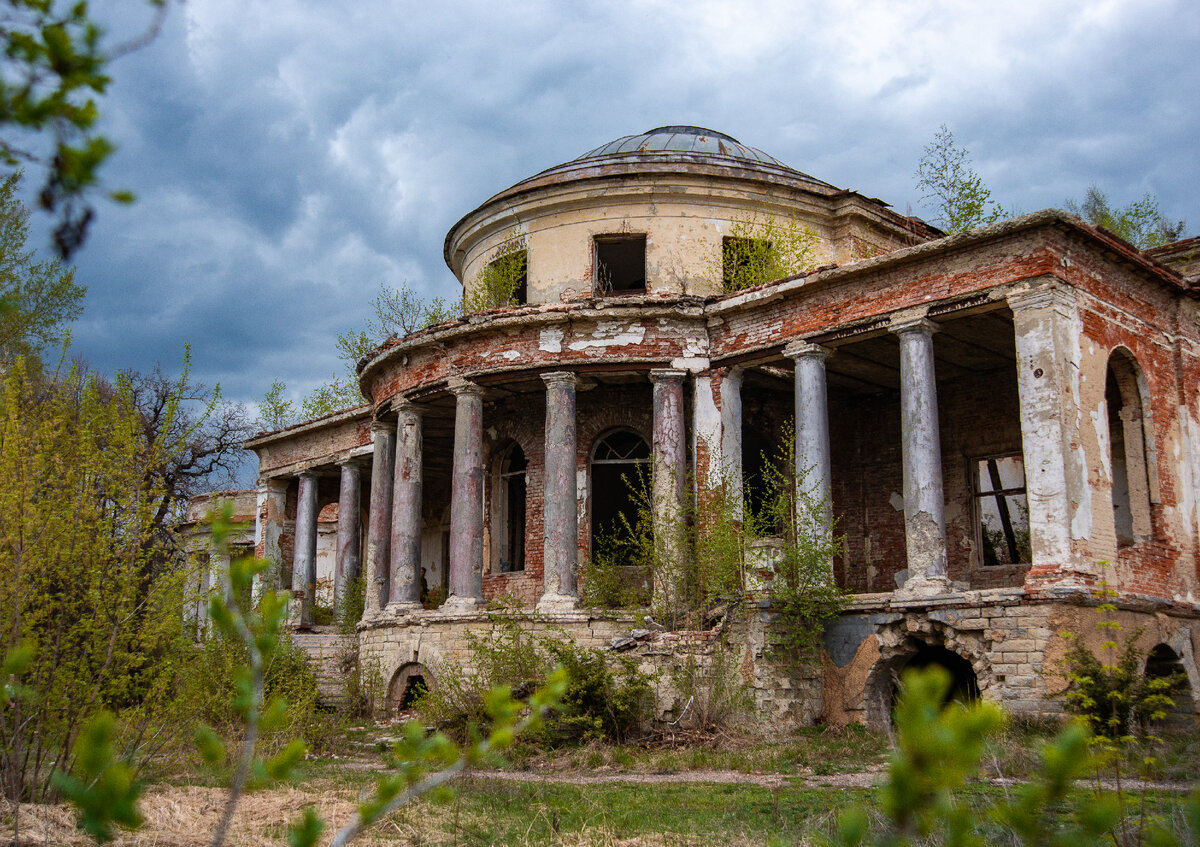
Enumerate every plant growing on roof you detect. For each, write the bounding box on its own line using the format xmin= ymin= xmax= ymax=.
xmin=467 ymin=226 xmax=527 ymax=311
xmin=715 ymin=211 xmax=820 ymax=292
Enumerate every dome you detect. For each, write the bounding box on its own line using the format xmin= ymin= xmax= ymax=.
xmin=575 ymin=125 xmax=789 ymax=168
xmin=522 ymin=124 xmax=833 ymax=189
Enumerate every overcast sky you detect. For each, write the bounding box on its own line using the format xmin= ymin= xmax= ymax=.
xmin=45 ymin=0 xmax=1200 ymax=429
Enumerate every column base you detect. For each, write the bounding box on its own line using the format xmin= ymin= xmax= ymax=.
xmin=386 ymin=601 xmax=423 ymax=615
xmin=536 ymin=592 xmax=579 ymax=613
xmin=439 ymin=595 xmax=483 ymax=614
xmin=894 ymin=574 xmax=955 ymax=599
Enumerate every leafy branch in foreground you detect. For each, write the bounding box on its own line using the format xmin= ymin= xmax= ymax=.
xmin=825 ymin=664 xmax=1200 ymax=847
xmin=0 ymin=0 xmax=169 ymax=257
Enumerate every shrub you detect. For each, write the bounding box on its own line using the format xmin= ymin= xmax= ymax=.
xmin=417 ymin=615 xmax=650 ymax=745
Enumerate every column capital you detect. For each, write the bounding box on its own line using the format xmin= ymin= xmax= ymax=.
xmin=370 ymin=418 xmax=396 ymax=435
xmin=783 ymin=340 xmax=830 ymax=361
xmin=448 ymin=377 xmax=483 ymax=398
xmin=541 ymin=371 xmax=577 ymax=389
xmin=649 ymin=368 xmax=687 ymax=385
xmin=1006 ymin=281 xmax=1078 ymax=314
xmin=889 ymin=316 xmax=939 ymax=337
xmin=335 ymin=456 xmax=365 ymax=469
xmin=394 ymin=400 xmax=423 ymax=419
xmin=297 ymin=468 xmax=320 ymax=480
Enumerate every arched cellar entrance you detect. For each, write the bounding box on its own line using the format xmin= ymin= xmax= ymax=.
xmin=865 ymin=639 xmax=981 ymax=729
xmin=1145 ymin=644 xmax=1196 ymax=728
xmin=388 ymin=662 xmax=432 ymax=713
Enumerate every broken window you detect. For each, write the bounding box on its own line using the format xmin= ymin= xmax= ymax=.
xmin=722 ymin=236 xmax=771 ymax=290
xmin=480 ymin=248 xmax=527 ymax=306
xmin=595 ymin=235 xmax=646 ymax=294
xmin=496 ymin=443 xmax=527 ymax=572
xmin=590 ymin=429 xmax=651 ymax=564
xmin=973 ymin=454 xmax=1030 ymax=566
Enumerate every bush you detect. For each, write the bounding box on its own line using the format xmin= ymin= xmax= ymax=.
xmin=417 ymin=615 xmax=651 ymax=745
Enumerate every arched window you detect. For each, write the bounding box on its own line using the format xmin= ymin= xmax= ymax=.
xmin=496 ymin=443 xmax=526 ymax=572
xmin=590 ymin=429 xmax=651 ymax=564
xmin=1105 ymin=349 xmax=1155 ymax=546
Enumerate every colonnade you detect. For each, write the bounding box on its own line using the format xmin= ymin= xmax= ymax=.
xmin=281 ymin=293 xmax=1081 ymax=625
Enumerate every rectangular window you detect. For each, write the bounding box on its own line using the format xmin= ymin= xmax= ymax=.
xmin=973 ymin=454 xmax=1031 ymax=566
xmin=722 ymin=235 xmax=772 ymax=289
xmin=595 ymin=235 xmax=646 ymax=294
xmin=482 ymin=248 xmax=527 ymax=305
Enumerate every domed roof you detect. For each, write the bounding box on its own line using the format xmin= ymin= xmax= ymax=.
xmin=574 ymin=125 xmax=789 ymax=168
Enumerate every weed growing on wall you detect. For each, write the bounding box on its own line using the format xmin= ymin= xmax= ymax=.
xmin=467 ymin=227 xmax=527 ymax=311
xmin=586 ymin=422 xmax=845 ymax=658
xmin=1060 ymin=582 xmax=1186 ymax=736
xmin=714 ymin=212 xmax=821 ymax=292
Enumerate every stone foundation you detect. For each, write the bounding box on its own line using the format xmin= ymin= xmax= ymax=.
xmin=340 ymin=589 xmax=1200 ymax=733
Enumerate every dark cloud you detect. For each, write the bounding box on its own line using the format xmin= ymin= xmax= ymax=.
xmin=52 ymin=0 xmax=1200 ymax=440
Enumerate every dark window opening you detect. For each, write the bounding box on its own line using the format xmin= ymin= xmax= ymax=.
xmin=498 ymin=444 xmax=527 ymax=572
xmin=722 ymin=236 xmax=772 ymax=289
xmin=590 ymin=430 xmax=651 ymax=566
xmin=1107 ymin=369 xmax=1134 ymax=546
xmin=484 ymin=249 xmax=527 ymax=306
xmin=973 ymin=454 xmax=1030 ymax=566
xmin=595 ymin=235 xmax=646 ymax=294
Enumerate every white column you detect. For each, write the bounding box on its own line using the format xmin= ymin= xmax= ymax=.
xmin=446 ymin=379 xmax=485 ymax=610
xmin=334 ymin=460 xmax=362 ymax=611
xmin=785 ymin=340 xmax=833 ymax=539
xmin=291 ymin=471 xmax=319 ymax=626
xmin=364 ymin=420 xmax=396 ymax=617
xmin=891 ymin=317 xmax=949 ymax=594
xmin=1008 ymin=284 xmax=1094 ymax=588
xmin=389 ymin=402 xmax=423 ymax=610
xmin=539 ymin=372 xmax=579 ymax=611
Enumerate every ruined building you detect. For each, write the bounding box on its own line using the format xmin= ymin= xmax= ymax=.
xmin=244 ymin=126 xmax=1200 ymax=728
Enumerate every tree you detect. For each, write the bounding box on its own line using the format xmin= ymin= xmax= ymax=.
xmin=1 ymin=0 xmax=168 ymax=257
xmin=0 ymin=170 xmax=84 ymax=363
xmin=0 ymin=357 xmax=190 ymax=815
xmin=120 ymin=356 xmax=256 ymax=543
xmin=1065 ymin=185 xmax=1186 ymax=249
xmin=915 ymin=124 xmax=1008 ymax=233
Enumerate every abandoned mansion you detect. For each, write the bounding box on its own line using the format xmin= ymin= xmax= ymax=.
xmin=229 ymin=126 xmax=1200 ymax=728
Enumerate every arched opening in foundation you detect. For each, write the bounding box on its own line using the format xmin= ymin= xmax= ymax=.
xmin=865 ymin=639 xmax=981 ymax=730
xmin=903 ymin=643 xmax=981 ymax=704
xmin=388 ymin=662 xmax=432 ymax=713
xmin=1145 ymin=644 xmax=1195 ymax=727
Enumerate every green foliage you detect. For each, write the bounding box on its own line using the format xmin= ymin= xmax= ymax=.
xmin=586 ymin=422 xmax=845 ymax=656
xmin=827 ymin=664 xmax=1200 ymax=847
xmin=467 ymin=231 xmax=527 ymax=310
xmin=0 ymin=171 xmax=85 ymax=362
xmin=579 ymin=535 xmax=651 ymax=609
xmin=717 ymin=212 xmax=820 ymax=291
xmin=258 ymin=379 xmax=295 ymax=431
xmin=0 ymin=0 xmax=167 ymax=257
xmin=0 ymin=356 xmax=192 ymax=805
xmin=1065 ymin=185 xmax=1187 ymax=249
xmin=51 ymin=712 xmax=144 ymax=843
xmin=665 ymin=645 xmax=754 ymax=731
xmin=417 ymin=615 xmax=651 ymax=746
xmin=1060 ymin=584 xmax=1186 ymax=738
xmin=750 ymin=426 xmax=848 ymax=660
xmin=915 ymin=124 xmax=1009 ymax=233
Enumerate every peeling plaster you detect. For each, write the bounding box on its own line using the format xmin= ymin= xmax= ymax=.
xmin=539 ymin=328 xmax=564 ymax=353
xmin=567 ymin=321 xmax=646 ymax=351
